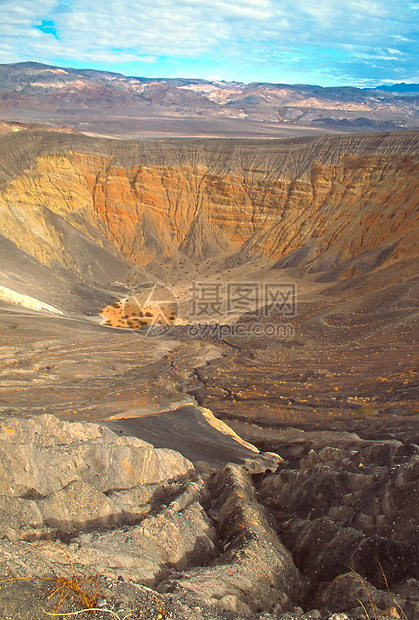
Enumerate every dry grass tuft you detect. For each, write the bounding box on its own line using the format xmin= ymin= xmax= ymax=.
xmin=349 ymin=564 xmax=407 ymax=620
xmin=40 ymin=543 xmax=100 ymax=615
xmin=0 ymin=541 xmax=169 ymax=619
xmin=0 ymin=542 xmax=99 ymax=616
xmin=45 ymin=573 xmax=100 ymax=614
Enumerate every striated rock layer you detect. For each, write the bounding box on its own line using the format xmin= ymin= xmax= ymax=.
xmin=0 ymin=130 xmax=417 ymax=285
xmin=0 ymin=414 xmax=305 ymax=617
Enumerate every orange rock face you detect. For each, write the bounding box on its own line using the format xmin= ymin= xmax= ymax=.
xmin=0 ymin=131 xmax=417 ymax=277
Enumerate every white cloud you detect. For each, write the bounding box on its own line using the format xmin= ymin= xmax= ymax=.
xmin=0 ymin=0 xmax=417 ymax=85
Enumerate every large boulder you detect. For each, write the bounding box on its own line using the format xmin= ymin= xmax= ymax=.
xmin=0 ymin=414 xmax=194 ymax=539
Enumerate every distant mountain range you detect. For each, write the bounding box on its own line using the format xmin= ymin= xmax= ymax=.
xmin=0 ymin=61 xmax=418 ymax=138
xmin=372 ymin=82 xmax=419 ymax=93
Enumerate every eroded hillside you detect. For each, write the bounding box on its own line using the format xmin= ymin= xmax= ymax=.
xmin=0 ymin=130 xmax=418 ymax=294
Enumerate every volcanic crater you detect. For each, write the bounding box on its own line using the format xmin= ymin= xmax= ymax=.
xmin=0 ymin=128 xmax=417 ymax=620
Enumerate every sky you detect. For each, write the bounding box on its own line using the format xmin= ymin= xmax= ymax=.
xmin=0 ymin=0 xmax=418 ymax=87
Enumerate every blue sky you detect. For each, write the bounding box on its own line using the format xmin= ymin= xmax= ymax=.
xmin=0 ymin=0 xmax=418 ymax=86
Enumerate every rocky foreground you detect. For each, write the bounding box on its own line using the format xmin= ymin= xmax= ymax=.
xmin=0 ymin=411 xmax=417 ymax=620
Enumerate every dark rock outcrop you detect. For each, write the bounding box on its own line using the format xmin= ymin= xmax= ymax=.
xmin=258 ymin=438 xmax=419 ymax=598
